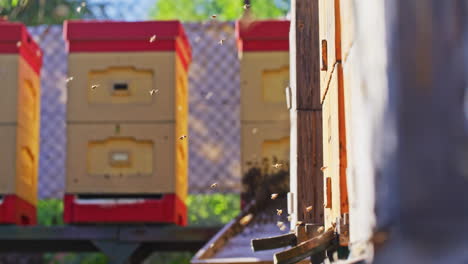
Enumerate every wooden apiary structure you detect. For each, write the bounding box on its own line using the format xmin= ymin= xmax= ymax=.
xmin=319 ymin=0 xmax=350 ymax=245
xmin=236 ymin=20 xmax=291 ymax=208
xmin=0 ymin=21 xmax=42 ymax=225
xmin=63 ymin=20 xmax=190 ymax=225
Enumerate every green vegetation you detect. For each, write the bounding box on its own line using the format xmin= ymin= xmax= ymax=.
xmin=150 ymin=0 xmax=289 ymax=21
xmin=187 ymin=193 xmax=240 ymax=226
xmin=0 ymin=0 xmax=106 ymax=25
xmin=37 ymin=194 xmax=240 ymax=263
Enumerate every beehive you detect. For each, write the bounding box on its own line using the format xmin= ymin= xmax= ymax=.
xmin=63 ymin=20 xmax=190 ymax=225
xmin=236 ymin=20 xmax=290 ymax=207
xmin=0 ymin=21 xmax=42 ymax=225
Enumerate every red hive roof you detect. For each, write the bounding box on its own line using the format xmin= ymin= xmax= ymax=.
xmin=64 ymin=20 xmax=191 ymax=70
xmin=0 ymin=21 xmax=43 ymax=74
xmin=235 ymin=20 xmax=290 ymax=52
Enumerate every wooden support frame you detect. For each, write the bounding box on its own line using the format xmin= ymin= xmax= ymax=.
xmin=0 ymin=225 xmax=219 ymax=264
xmin=289 ymin=0 xmax=323 ymax=226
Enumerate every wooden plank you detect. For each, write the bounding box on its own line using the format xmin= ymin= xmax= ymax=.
xmin=336 ymin=63 xmax=349 ymax=215
xmin=193 ymin=203 xmax=256 ymax=260
xmin=290 ymin=110 xmax=324 ymax=224
xmin=290 ymin=0 xmax=321 ymax=110
xmin=273 ymin=228 xmax=335 ymax=264
xmin=193 ymin=259 xmax=311 ymax=264
xmin=251 ymin=233 xmax=297 ymax=252
xmin=0 ymin=226 xmax=118 ymax=240
xmin=119 ymin=226 xmax=220 ymax=242
xmin=289 ymin=0 xmax=323 ymax=229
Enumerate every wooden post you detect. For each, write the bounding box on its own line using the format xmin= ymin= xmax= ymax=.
xmin=373 ymin=0 xmax=468 ymax=262
xmin=289 ymin=0 xmax=323 ymax=226
xmin=343 ymin=0 xmax=468 ymax=261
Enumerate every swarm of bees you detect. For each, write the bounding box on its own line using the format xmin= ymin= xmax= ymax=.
xmin=273 ymin=163 xmax=282 ymax=169
xmin=276 ymin=221 xmax=287 ymax=231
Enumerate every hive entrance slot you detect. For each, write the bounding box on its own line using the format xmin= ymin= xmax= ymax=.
xmin=113 ymin=83 xmax=128 ymax=91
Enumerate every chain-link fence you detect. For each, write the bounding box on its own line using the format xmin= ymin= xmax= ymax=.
xmin=29 ymin=20 xmax=241 ymax=198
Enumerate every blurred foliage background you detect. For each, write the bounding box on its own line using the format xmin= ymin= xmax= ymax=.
xmin=0 ymin=0 xmax=107 ymax=25
xmin=1 ymin=0 xmax=283 ymax=262
xmin=1 ymin=0 xmax=289 ymax=25
xmin=150 ymin=0 xmax=289 ymax=21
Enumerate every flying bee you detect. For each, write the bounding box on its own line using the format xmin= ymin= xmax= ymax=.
xmin=273 ymin=163 xmax=282 ymax=169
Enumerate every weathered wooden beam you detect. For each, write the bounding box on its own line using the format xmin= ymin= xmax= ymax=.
xmin=273 ymin=228 xmax=335 ymax=264
xmin=290 ymin=0 xmax=321 ymax=110
xmin=289 ymin=0 xmax=323 ymax=227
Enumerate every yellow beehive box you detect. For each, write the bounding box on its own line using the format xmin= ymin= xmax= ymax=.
xmin=237 ymin=20 xmax=291 ymax=122
xmin=0 ymin=21 xmax=41 ymax=225
xmin=64 ymin=20 xmax=189 ymax=197
xmin=241 ymin=121 xmax=290 ymax=206
xmin=66 ymin=122 xmax=187 ymax=201
xmin=64 ymin=20 xmax=190 ymax=123
xmin=63 ymin=21 xmax=190 ymax=225
xmin=241 ymin=122 xmax=290 ymax=175
xmin=237 ymin=20 xmax=290 ymax=205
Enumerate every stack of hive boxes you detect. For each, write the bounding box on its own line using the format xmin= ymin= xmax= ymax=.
xmin=63 ymin=21 xmax=191 ymax=225
xmin=236 ymin=20 xmax=290 ymax=207
xmin=0 ymin=21 xmax=42 ymax=225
